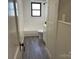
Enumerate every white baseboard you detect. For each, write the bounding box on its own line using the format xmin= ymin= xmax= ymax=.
xmin=14 ymin=46 xmax=20 ymax=59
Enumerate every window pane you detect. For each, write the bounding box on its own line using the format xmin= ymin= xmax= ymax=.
xmin=32 ymin=4 xmax=40 ymax=9
xmin=8 ymin=2 xmax=15 ymax=16
xmin=32 ymin=10 xmax=40 ymax=16
xmin=8 ymin=2 xmax=18 ymax=16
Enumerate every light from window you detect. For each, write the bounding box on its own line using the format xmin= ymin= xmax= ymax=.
xmin=8 ymin=2 xmax=18 ymax=16
xmin=32 ymin=10 xmax=40 ymax=16
xmin=8 ymin=2 xmax=15 ymax=16
xmin=32 ymin=4 xmax=40 ymax=9
xmin=31 ymin=2 xmax=41 ymax=17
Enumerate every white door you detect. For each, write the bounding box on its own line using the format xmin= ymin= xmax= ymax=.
xmin=45 ymin=0 xmax=59 ymax=59
xmin=45 ymin=0 xmax=71 ymax=59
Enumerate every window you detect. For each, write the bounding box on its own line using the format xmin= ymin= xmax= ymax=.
xmin=8 ymin=2 xmax=15 ymax=16
xmin=31 ymin=2 xmax=41 ymax=17
xmin=8 ymin=2 xmax=18 ymax=16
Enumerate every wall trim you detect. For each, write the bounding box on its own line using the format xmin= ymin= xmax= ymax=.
xmin=13 ymin=46 xmax=19 ymax=59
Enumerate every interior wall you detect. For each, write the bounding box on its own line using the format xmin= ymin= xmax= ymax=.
xmin=56 ymin=23 xmax=71 ymax=59
xmin=8 ymin=16 xmax=19 ymax=59
xmin=8 ymin=0 xmax=24 ymax=59
xmin=23 ymin=0 xmax=47 ymax=31
xmin=55 ymin=0 xmax=71 ymax=59
xmin=58 ymin=0 xmax=71 ymax=22
xmin=8 ymin=1 xmax=19 ymax=59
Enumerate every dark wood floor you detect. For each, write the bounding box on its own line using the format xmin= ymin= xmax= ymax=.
xmin=22 ymin=36 xmax=50 ymax=59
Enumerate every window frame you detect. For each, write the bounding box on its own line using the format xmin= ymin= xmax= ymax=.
xmin=31 ymin=2 xmax=41 ymax=17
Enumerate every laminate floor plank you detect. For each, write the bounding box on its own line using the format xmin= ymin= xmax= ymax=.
xmin=23 ymin=36 xmax=50 ymax=59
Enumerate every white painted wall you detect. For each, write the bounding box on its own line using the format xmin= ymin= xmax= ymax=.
xmin=8 ymin=16 xmax=19 ymax=59
xmin=23 ymin=0 xmax=47 ymax=31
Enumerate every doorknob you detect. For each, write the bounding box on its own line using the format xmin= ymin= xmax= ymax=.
xmin=45 ymin=21 xmax=47 ymax=24
xmin=19 ymin=43 xmax=25 ymax=51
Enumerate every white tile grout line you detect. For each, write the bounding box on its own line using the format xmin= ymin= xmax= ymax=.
xmin=14 ymin=46 xmax=19 ymax=59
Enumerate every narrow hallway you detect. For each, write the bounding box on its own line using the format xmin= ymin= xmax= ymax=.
xmin=22 ymin=36 xmax=50 ymax=59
